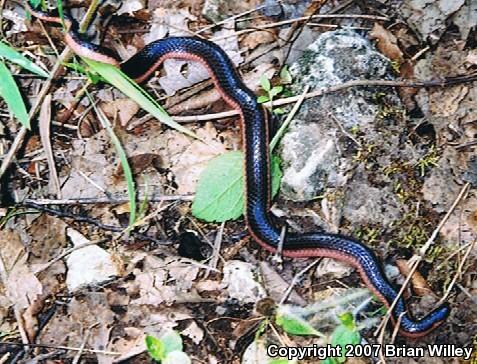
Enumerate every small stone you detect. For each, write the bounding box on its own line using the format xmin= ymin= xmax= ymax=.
xmin=65 ymin=228 xmax=122 ymax=291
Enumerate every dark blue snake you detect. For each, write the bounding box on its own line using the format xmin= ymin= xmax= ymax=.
xmin=29 ymin=8 xmax=450 ymax=337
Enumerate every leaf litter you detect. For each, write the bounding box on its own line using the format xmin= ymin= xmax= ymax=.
xmin=2 ymin=0 xmax=477 ymax=362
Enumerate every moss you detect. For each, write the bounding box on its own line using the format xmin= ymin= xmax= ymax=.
xmin=415 ymin=145 xmax=439 ymax=176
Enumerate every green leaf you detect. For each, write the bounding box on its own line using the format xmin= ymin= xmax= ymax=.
xmin=63 ymin=62 xmax=104 ymax=83
xmin=257 ymin=95 xmax=270 ymax=104
xmin=163 ymin=351 xmax=191 ymax=364
xmin=279 ymin=65 xmax=292 ymax=84
xmin=0 ymin=42 xmax=49 ymax=78
xmin=56 ymin=0 xmax=65 ymax=28
xmin=328 ymin=319 xmax=360 ymax=363
xmin=83 ymin=59 xmax=198 ymax=140
xmin=268 ymin=359 xmax=292 ymax=364
xmin=273 ymin=108 xmax=285 ymax=115
xmin=145 ymin=331 xmax=185 ymax=362
xmin=192 ymin=151 xmax=282 ymax=222
xmin=337 ymin=312 xmax=355 ymax=330
xmin=160 ymin=330 xmax=183 ymax=356
xmin=29 ymin=0 xmax=42 ymax=7
xmin=192 ymin=151 xmax=243 ymax=222
xmin=269 ymin=85 xmax=283 ymax=97
xmin=94 ymin=108 xmax=136 ymax=225
xmin=0 ymin=61 xmax=30 ymax=128
xmin=322 ymin=357 xmax=340 ymax=364
xmin=260 ymin=74 xmax=271 ymax=92
xmin=275 ymin=308 xmax=323 ymax=337
xmin=145 ymin=335 xmax=166 ymax=361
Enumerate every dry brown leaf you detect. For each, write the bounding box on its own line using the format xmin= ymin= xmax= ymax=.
xmin=429 ymin=85 xmax=469 ymax=117
xmin=395 ymin=259 xmax=436 ymax=298
xmin=39 ymin=95 xmax=62 ymax=198
xmin=466 ymin=49 xmax=477 ymax=66
xmin=162 ymin=122 xmax=229 ymax=194
xmin=181 ymin=321 xmax=204 ymax=345
xmin=259 ymin=261 xmax=306 ymax=305
xmin=114 ymin=153 xmax=162 ymax=178
xmin=241 ymin=31 xmax=276 ymax=50
xmin=101 ymin=99 xmax=140 ymax=127
xmin=28 ymin=214 xmax=68 ymax=263
xmin=369 ymin=23 xmax=404 ymax=62
xmin=130 ymin=255 xmax=201 ymax=305
xmin=0 ymin=230 xmax=44 ymax=336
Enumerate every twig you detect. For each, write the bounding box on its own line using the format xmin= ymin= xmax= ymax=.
xmin=21 ymin=195 xmax=194 ymax=205
xmin=171 ymin=74 xmax=477 ymax=123
xmin=72 ymin=326 xmax=94 ymax=364
xmin=33 ymin=240 xmax=104 ymax=275
xmin=0 ymin=0 xmax=104 ymax=179
xmin=374 ymin=182 xmax=470 ymax=337
xmin=20 ymin=201 xmax=171 ymax=245
xmin=206 ymin=222 xmax=224 ymax=278
xmin=195 ymin=3 xmax=267 ymax=35
xmin=0 ymin=341 xmax=120 ymax=356
xmin=438 ymin=239 xmax=476 ymax=305
xmin=279 ymin=260 xmax=320 ymax=305
xmin=413 ymin=182 xmax=470 ymax=262
xmin=211 ymin=14 xmax=389 ymax=41
xmin=270 ymin=85 xmax=310 ymax=151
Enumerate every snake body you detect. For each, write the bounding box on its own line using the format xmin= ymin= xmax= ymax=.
xmin=29 ymin=8 xmax=450 ymax=337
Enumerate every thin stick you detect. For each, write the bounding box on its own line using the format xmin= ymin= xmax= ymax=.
xmin=0 ymin=341 xmax=120 ymax=356
xmin=0 ymin=0 xmax=103 ymax=179
xmin=22 ymin=195 xmax=194 ymax=205
xmin=279 ymin=259 xmax=320 ymax=305
xmin=33 ymin=240 xmax=104 ymax=275
xmin=438 ymin=239 xmax=476 ymax=305
xmin=374 ymin=183 xmax=470 ymax=336
xmin=270 ymin=85 xmax=309 ymax=151
xmin=211 ymin=14 xmax=390 ymax=41
xmin=39 ymin=95 xmax=62 ymax=198
xmin=171 ymin=75 xmax=477 ymax=123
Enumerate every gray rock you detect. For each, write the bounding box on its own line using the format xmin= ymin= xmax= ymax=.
xmin=202 ymin=0 xmax=226 ymax=23
xmin=278 ymin=30 xmax=407 ymax=226
xmin=399 ymin=0 xmax=466 ymax=43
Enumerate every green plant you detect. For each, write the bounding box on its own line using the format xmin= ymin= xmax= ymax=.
xmin=89 ymin=102 xmax=137 ymax=226
xmin=273 ymin=305 xmax=361 ymax=364
xmin=257 ymin=66 xmax=292 ymax=114
xmin=192 ymin=152 xmax=282 ymax=222
xmin=322 ymin=313 xmax=361 ymax=364
xmin=415 ymin=145 xmax=438 ymax=176
xmin=146 ymin=331 xmax=191 ymax=364
xmin=83 ymin=59 xmax=198 ymax=140
xmin=0 ymin=41 xmax=49 ymax=129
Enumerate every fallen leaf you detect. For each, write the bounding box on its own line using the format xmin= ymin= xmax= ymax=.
xmin=369 ymin=23 xmax=404 ymax=62
xmin=396 ymin=259 xmax=436 ymax=298
xmin=181 ymin=321 xmax=204 ymax=345
xmin=259 ymin=261 xmax=306 ymax=306
xmin=221 ymin=260 xmax=267 ymax=303
xmin=429 ymin=85 xmax=469 ymax=117
xmin=101 ymin=98 xmax=140 ymax=127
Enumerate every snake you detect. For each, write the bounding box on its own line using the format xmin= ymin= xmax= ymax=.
xmin=28 ymin=6 xmax=450 ymax=337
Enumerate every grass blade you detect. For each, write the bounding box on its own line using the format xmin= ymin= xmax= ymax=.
xmin=0 ymin=41 xmax=49 ymax=77
xmin=83 ymin=58 xmax=199 ymax=140
xmin=0 ymin=60 xmax=30 ymax=128
xmin=95 ymin=107 xmax=137 ymax=225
